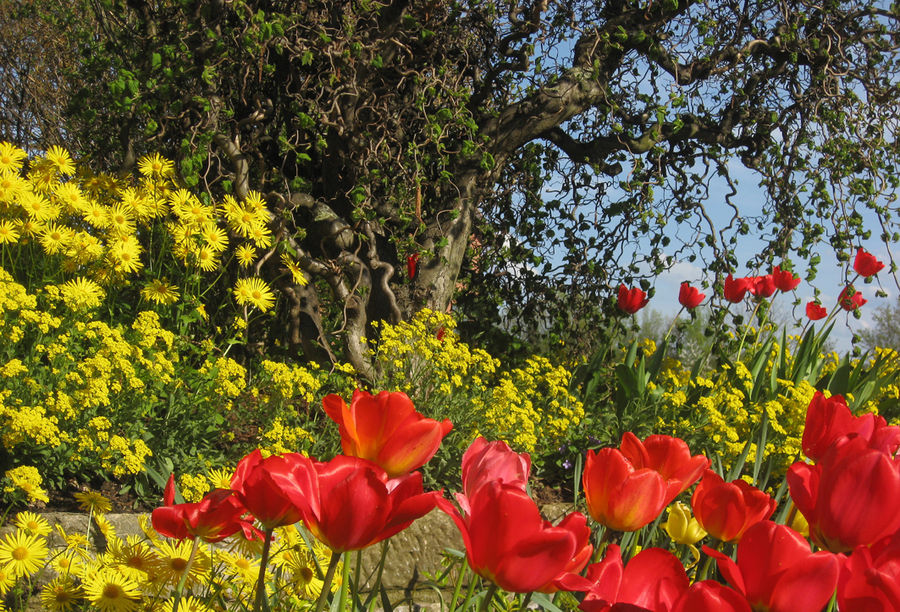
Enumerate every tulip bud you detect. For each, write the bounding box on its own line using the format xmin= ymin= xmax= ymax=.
xmin=662 ymin=502 xmax=707 ymax=546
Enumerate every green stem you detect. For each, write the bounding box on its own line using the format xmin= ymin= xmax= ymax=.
xmin=314 ymin=551 xmax=342 ymax=612
xmin=519 ymin=591 xmax=532 ymax=611
xmin=458 ymin=572 xmax=479 ymax=612
xmin=478 ymin=583 xmax=499 ymax=612
xmin=339 ymin=552 xmax=351 ymax=612
xmin=253 ymin=527 xmax=274 ymax=612
xmin=447 ymin=557 xmax=468 ymax=612
xmin=172 ymin=538 xmax=199 ymax=612
xmin=663 ymin=306 xmax=685 ymax=343
xmin=735 ymin=300 xmax=762 ymax=361
xmin=363 ymin=540 xmax=390 ymax=608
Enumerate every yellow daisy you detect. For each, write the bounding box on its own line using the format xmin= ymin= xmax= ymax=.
xmin=74 ymin=489 xmax=113 ymax=514
xmin=0 ymin=564 xmax=15 ymax=595
xmin=178 ymin=596 xmax=212 ymax=612
xmin=235 ymin=244 xmax=257 ymax=267
xmin=14 ymin=511 xmax=52 ymax=537
xmin=44 ymin=145 xmax=76 ymax=175
xmin=40 ymin=222 xmax=71 ymax=255
xmin=153 ymin=540 xmax=210 ymax=587
xmin=49 ymin=549 xmax=83 ymax=576
xmin=82 ymin=201 xmax=111 ymax=228
xmin=0 ymin=142 xmax=27 ymax=173
xmin=137 ymin=153 xmax=174 ymax=179
xmin=0 ymin=170 xmax=26 ymax=202
xmin=107 ymin=203 xmax=136 ymax=236
xmin=233 ymin=277 xmax=276 ymax=312
xmin=109 ymin=238 xmax=143 ymax=274
xmin=0 ymin=529 xmax=48 ymax=578
xmin=281 ymin=253 xmax=309 ymax=286
xmin=54 ymin=182 xmax=88 ymax=211
xmin=195 ymin=246 xmax=219 ymax=272
xmin=249 ymin=223 xmax=273 ymax=248
xmin=82 ymin=567 xmax=141 ymax=611
xmin=41 ymin=575 xmax=83 ymax=612
xmin=109 ymin=535 xmax=158 ymax=579
xmin=60 ymin=277 xmax=105 ymax=311
xmin=200 ymin=222 xmax=229 ymax=252
xmin=20 ymin=191 xmax=58 ymax=221
xmin=141 ymin=279 xmax=180 ymax=305
xmin=205 ymin=468 xmax=232 ymax=490
xmin=0 ymin=220 xmax=19 ymax=244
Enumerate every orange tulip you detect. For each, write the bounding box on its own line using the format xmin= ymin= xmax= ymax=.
xmin=323 ymin=390 xmax=452 ymax=477
xmin=583 ymin=434 xmax=707 ymax=532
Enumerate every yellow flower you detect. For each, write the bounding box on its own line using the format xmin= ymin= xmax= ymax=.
xmin=40 ymin=222 xmax=71 ymax=254
xmin=235 ymin=244 xmax=257 ymax=267
xmin=0 ymin=529 xmax=48 ymax=578
xmin=60 ymin=277 xmax=105 ymax=311
xmin=14 ymin=511 xmax=52 ymax=537
xmin=137 ymin=153 xmax=174 ymax=178
xmin=41 ymin=575 xmax=83 ymax=612
xmin=141 ymin=279 xmax=180 ymax=305
xmin=281 ymin=253 xmax=309 ymax=286
xmin=0 ymin=220 xmax=19 ymax=244
xmin=109 ymin=237 xmax=143 ymax=274
xmin=233 ymin=277 xmax=276 ymax=312
xmin=44 ymin=145 xmax=76 ymax=175
xmin=0 ymin=564 xmax=16 ymax=595
xmin=4 ymin=465 xmax=49 ymax=503
xmin=74 ymin=489 xmax=113 ymax=514
xmin=661 ymin=502 xmax=707 ymax=546
xmin=200 ymin=222 xmax=229 ymax=252
xmin=0 ymin=142 xmax=27 ymax=172
xmin=82 ymin=567 xmax=141 ymax=611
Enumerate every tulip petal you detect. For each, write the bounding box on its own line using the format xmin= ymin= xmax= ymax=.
xmin=616 ymin=547 xmax=689 ymax=608
xmin=493 ymin=526 xmax=579 ymax=593
xmin=768 ymin=551 xmax=839 ymax=612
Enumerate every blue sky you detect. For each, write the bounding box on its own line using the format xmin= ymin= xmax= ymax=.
xmin=646 ymin=161 xmax=895 ymax=352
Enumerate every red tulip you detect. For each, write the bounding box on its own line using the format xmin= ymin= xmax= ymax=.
xmin=579 ymin=545 xmax=689 ymax=612
xmin=407 ymin=253 xmax=419 ymax=279
xmin=152 ymin=480 xmax=260 ymax=543
xmin=670 ymin=581 xmax=752 ymax=612
xmin=678 ymin=282 xmax=705 ymax=309
xmin=853 ymin=247 xmax=885 ymax=278
xmin=618 ymin=432 xmax=709 ymax=506
xmin=838 ymin=531 xmax=900 ymax=611
xmin=230 ymin=450 xmax=318 ymax=530
xmin=749 ymin=274 xmax=776 ymax=298
xmin=323 ymin=390 xmax=452 ymax=477
xmin=772 ymin=266 xmax=801 ymax=292
xmin=838 ymin=285 xmax=866 ymax=311
xmin=704 ymin=521 xmax=839 ymax=612
xmin=805 ymin=301 xmax=827 ymax=320
xmin=787 ymin=435 xmax=900 ymax=552
xmin=617 ymin=284 xmax=649 ymax=314
xmin=801 ymin=391 xmax=900 ymax=462
xmin=438 ymin=481 xmax=593 ymax=593
xmin=457 ymin=437 xmax=530 ymax=515
xmin=723 ymin=274 xmax=752 ymax=303
xmin=582 ymin=447 xmax=667 ymax=532
xmin=691 ymin=470 xmax=776 ymax=542
xmin=298 ymin=455 xmax=441 ymax=552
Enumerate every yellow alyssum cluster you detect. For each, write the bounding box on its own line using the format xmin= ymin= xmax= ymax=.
xmin=370 ymin=309 xmax=584 ymax=453
xmin=653 ymin=338 xmax=899 ymax=475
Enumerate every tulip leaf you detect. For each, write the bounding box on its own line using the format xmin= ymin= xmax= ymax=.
xmin=531 ymin=592 xmax=565 ymax=612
